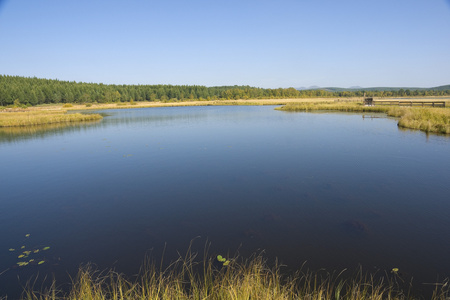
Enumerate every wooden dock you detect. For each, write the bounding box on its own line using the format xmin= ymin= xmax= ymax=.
xmin=372 ymin=100 xmax=446 ymax=107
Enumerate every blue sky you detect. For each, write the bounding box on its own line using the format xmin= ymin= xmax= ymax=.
xmin=0 ymin=0 xmax=449 ymax=88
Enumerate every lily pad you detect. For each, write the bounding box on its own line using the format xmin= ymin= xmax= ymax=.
xmin=21 ymin=246 xmax=25 ymax=249
xmin=217 ymin=255 xmax=226 ymax=262
xmin=391 ymin=268 xmax=399 ymax=273
xmin=33 ymin=249 xmax=39 ymax=253
xmin=42 ymin=247 xmax=50 ymax=251
xmin=9 ymin=248 xmax=15 ymax=252
xmin=223 ymin=260 xmax=230 ymax=266
xmin=18 ymin=254 xmax=25 ymax=258
xmin=38 ymin=261 xmax=45 ymax=265
xmin=25 ymin=234 xmax=30 ymax=237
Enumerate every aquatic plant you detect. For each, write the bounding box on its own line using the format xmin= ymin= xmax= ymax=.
xmin=217 ymin=255 xmax=230 ymax=266
xmin=22 ymin=251 xmax=450 ymax=300
xmin=7 ymin=234 xmax=51 ymax=268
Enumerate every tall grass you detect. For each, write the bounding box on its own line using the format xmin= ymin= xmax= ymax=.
xmin=0 ymin=110 xmax=102 ymax=127
xmin=23 ymin=251 xmax=449 ymax=300
xmin=277 ymin=102 xmax=450 ymax=134
xmin=389 ymin=107 xmax=450 ymax=134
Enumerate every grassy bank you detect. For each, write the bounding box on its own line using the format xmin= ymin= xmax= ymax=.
xmin=277 ymin=102 xmax=450 ymax=134
xmin=0 ymin=110 xmax=102 ymax=127
xmin=24 ymin=254 xmax=448 ymax=300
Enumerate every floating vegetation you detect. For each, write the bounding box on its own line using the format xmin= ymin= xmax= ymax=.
xmin=217 ymin=255 xmax=230 ymax=266
xmin=8 ymin=234 xmax=52 ymax=268
xmin=392 ymin=268 xmax=399 ymax=274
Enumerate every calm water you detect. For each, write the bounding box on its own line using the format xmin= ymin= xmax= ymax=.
xmin=1 ymin=106 xmax=449 ymax=297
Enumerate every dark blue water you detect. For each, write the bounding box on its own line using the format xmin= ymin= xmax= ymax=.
xmin=1 ymin=106 xmax=449 ymax=297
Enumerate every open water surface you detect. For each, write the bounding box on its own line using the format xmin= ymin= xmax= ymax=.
xmin=1 ymin=106 xmax=449 ymax=297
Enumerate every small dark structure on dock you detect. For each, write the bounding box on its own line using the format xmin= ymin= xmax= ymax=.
xmin=364 ymin=97 xmax=374 ymax=106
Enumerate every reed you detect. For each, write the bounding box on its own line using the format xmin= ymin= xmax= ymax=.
xmin=277 ymin=102 xmax=450 ymax=134
xmin=276 ymin=102 xmax=390 ymax=113
xmin=0 ymin=110 xmax=102 ymax=127
xmin=389 ymin=107 xmax=450 ymax=134
xmin=24 ymin=253 xmax=449 ymax=300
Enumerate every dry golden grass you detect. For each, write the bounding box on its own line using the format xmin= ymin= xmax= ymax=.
xmin=25 ymin=98 xmax=357 ymax=112
xmin=0 ymin=110 xmax=102 ymax=127
xmin=24 ymin=253 xmax=449 ymax=300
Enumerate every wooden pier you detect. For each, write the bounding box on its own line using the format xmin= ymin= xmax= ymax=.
xmin=372 ymin=100 xmax=445 ymax=107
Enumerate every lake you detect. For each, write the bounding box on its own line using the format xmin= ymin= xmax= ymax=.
xmin=1 ymin=105 xmax=449 ymax=297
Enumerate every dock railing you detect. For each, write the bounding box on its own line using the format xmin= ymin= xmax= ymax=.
xmin=372 ymin=100 xmax=446 ymax=107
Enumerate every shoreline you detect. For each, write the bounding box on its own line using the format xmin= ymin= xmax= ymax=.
xmin=1 ymin=97 xmax=448 ymax=133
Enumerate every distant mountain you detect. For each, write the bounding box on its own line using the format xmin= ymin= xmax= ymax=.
xmin=296 ymin=85 xmax=450 ymax=92
xmin=432 ymin=84 xmax=450 ymax=91
xmin=297 ymin=85 xmax=320 ymax=90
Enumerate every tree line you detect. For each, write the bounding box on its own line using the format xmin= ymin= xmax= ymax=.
xmin=1 ymin=75 xmax=449 ymax=106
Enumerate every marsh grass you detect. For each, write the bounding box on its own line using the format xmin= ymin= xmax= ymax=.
xmin=0 ymin=110 xmax=102 ymax=127
xmin=275 ymin=102 xmax=390 ymax=113
xmin=390 ymin=107 xmax=450 ymax=134
xmin=23 ymin=250 xmax=449 ymax=300
xmin=277 ymin=102 xmax=450 ymax=134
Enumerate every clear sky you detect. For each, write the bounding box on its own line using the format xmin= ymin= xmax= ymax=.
xmin=0 ymin=0 xmax=449 ymax=88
